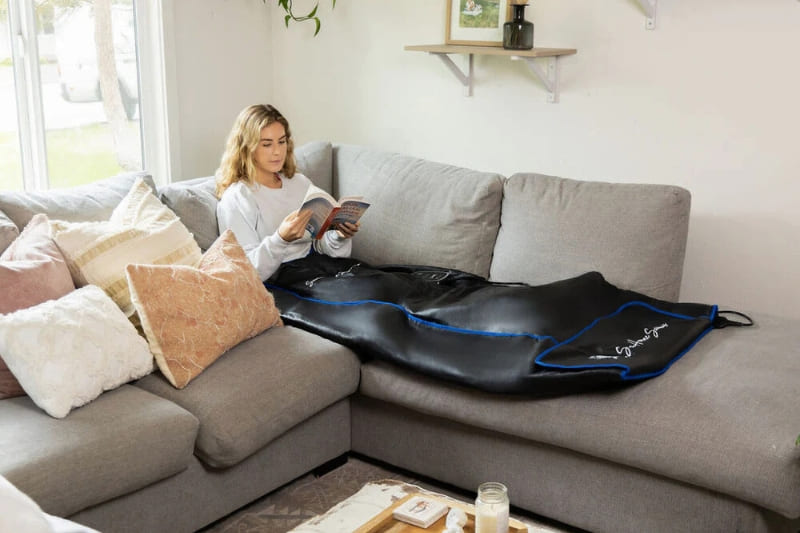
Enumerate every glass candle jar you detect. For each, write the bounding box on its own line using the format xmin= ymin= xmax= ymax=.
xmin=474 ymin=482 xmax=510 ymax=533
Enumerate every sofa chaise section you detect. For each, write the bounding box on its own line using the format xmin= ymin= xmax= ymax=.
xmin=352 ymin=394 xmax=793 ymax=533
xmin=353 ymin=309 xmax=800 ymax=530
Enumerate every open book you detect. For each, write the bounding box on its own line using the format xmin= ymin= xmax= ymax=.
xmin=300 ymin=184 xmax=370 ymax=239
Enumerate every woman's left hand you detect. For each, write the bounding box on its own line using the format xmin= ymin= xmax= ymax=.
xmin=335 ymin=221 xmax=360 ymax=239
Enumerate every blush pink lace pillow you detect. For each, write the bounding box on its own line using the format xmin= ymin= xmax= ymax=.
xmin=0 ymin=214 xmax=75 ymax=399
xmin=126 ymin=230 xmax=283 ymax=389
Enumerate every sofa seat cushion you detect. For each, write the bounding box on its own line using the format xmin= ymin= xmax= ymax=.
xmin=0 ymin=385 xmax=199 ymax=517
xmin=490 ymin=173 xmax=691 ymax=301
xmin=357 ymin=312 xmax=800 ymax=519
xmin=134 ymin=325 xmax=361 ymax=468
xmin=333 ymin=144 xmax=504 ymax=278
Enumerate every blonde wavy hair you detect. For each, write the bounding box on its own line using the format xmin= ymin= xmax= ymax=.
xmin=215 ymin=104 xmax=297 ymax=198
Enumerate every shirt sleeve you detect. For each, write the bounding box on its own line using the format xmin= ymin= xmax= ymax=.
xmin=313 ymin=229 xmax=353 ymax=258
xmin=217 ymin=188 xmax=293 ymax=280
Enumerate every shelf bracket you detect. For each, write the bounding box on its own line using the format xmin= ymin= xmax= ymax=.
xmin=430 ymin=52 xmax=473 ymax=97
xmin=637 ymin=0 xmax=657 ymax=30
xmin=516 ymin=56 xmax=561 ymax=103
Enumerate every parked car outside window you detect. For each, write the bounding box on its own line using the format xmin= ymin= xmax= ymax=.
xmin=55 ymin=4 xmax=138 ymax=120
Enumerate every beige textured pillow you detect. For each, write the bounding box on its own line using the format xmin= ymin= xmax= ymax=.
xmin=50 ymin=178 xmax=202 ymax=319
xmin=126 ymin=230 xmax=283 ymax=389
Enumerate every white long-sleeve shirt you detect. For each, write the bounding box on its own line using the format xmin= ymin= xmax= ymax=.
xmin=216 ymin=173 xmax=352 ymax=280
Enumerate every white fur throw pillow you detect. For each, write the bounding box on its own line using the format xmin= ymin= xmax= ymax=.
xmin=0 ymin=285 xmax=154 ymax=418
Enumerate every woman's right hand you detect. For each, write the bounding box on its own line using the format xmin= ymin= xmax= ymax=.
xmin=278 ymin=209 xmax=313 ymax=242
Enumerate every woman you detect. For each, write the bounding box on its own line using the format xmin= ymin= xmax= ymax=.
xmin=216 ymin=104 xmax=358 ymax=280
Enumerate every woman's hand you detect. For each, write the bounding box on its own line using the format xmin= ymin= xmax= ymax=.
xmin=278 ymin=209 xmax=313 ymax=241
xmin=335 ymin=221 xmax=360 ymax=239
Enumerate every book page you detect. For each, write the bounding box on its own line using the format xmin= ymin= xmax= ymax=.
xmin=301 ymin=184 xmax=337 ymax=237
xmin=303 ymin=198 xmax=335 ymax=237
xmin=301 ymin=184 xmax=338 ymax=207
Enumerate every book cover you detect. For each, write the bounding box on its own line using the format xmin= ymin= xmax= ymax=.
xmin=391 ymin=495 xmax=450 ymax=528
xmin=300 ymin=184 xmax=370 ymax=239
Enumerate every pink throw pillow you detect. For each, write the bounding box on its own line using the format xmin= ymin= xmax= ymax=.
xmin=0 ymin=214 xmax=75 ymax=399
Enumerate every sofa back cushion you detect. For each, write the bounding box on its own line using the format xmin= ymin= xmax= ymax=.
xmin=490 ymin=173 xmax=691 ymax=300
xmin=157 ymin=141 xmax=333 ymax=251
xmin=0 ymin=171 xmax=155 ymax=230
xmin=295 ymin=140 xmax=334 ymax=193
xmin=333 ymin=144 xmax=504 ymax=277
xmin=157 ymin=176 xmax=219 ymax=251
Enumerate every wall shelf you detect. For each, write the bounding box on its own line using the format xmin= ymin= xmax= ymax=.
xmin=405 ymin=44 xmax=577 ymax=103
xmin=636 ymin=0 xmax=658 ymax=29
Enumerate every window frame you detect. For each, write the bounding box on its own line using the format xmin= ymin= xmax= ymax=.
xmin=5 ymin=0 xmax=170 ymax=191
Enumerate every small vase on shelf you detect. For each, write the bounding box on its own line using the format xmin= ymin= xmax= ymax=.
xmin=503 ymin=2 xmax=533 ymax=50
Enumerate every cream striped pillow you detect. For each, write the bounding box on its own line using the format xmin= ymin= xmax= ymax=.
xmin=50 ymin=178 xmax=202 ymax=319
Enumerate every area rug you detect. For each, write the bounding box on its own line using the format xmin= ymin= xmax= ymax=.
xmin=289 ymin=479 xmax=559 ymax=533
xmin=199 ymin=456 xmax=579 ymax=533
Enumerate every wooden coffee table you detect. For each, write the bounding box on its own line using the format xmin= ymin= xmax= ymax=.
xmin=289 ymin=479 xmax=562 ymax=533
xmin=354 ymin=491 xmax=529 ymax=532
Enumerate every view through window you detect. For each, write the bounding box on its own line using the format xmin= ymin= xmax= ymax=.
xmin=0 ymin=0 xmax=142 ymax=191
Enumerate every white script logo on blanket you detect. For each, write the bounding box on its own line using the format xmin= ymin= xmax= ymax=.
xmin=590 ymin=323 xmax=669 ymax=360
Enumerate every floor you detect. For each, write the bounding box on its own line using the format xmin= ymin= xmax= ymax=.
xmin=199 ymin=454 xmax=581 ymax=533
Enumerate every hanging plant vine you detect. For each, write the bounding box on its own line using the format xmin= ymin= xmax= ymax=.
xmin=264 ymin=0 xmax=337 ymax=36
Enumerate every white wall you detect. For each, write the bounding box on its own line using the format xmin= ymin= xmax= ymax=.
xmin=167 ymin=0 xmax=800 ymax=319
xmin=264 ymin=0 xmax=800 ymax=319
xmin=164 ymin=0 xmax=273 ymax=181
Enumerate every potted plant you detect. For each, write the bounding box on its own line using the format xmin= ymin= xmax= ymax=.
xmin=266 ymin=0 xmax=336 ymax=35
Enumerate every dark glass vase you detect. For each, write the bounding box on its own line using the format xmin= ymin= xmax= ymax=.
xmin=503 ymin=4 xmax=534 ymax=50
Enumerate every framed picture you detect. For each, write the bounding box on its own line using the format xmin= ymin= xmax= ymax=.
xmin=445 ymin=0 xmax=512 ymax=47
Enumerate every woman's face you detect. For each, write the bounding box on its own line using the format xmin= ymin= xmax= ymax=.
xmin=252 ymin=122 xmax=287 ymax=178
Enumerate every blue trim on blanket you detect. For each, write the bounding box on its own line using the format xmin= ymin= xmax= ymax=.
xmin=266 ymin=283 xmax=716 ymax=377
xmin=534 ymin=303 xmax=718 ymax=379
xmin=265 ymin=284 xmax=557 ymax=342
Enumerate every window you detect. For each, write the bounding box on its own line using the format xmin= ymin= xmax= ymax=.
xmin=1 ymin=0 xmax=164 ymax=192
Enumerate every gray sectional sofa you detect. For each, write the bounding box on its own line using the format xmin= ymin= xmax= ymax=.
xmin=1 ymin=142 xmax=798 ymax=533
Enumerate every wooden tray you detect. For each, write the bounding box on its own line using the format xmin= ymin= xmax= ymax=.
xmin=354 ymin=492 xmax=529 ymax=533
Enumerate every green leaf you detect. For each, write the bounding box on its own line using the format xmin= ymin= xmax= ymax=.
xmin=796 ymin=434 xmax=800 ymax=446
xmin=268 ymin=0 xmax=331 ymax=36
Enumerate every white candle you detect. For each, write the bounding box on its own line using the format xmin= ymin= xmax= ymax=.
xmin=475 ymin=502 xmax=509 ymax=533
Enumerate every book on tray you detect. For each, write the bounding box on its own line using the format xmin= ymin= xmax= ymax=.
xmin=391 ymin=495 xmax=450 ymax=528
